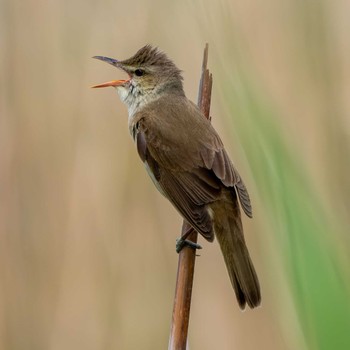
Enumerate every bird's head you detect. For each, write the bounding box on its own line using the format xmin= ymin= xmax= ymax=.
xmin=92 ymin=45 xmax=184 ymax=114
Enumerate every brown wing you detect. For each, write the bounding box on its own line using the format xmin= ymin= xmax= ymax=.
xmin=136 ymin=127 xmax=219 ymax=241
xmin=133 ymin=96 xmax=252 ymax=227
xmin=199 ymin=141 xmax=252 ymax=218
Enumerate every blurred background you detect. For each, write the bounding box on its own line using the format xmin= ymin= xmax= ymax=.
xmin=1 ymin=0 xmax=350 ymax=349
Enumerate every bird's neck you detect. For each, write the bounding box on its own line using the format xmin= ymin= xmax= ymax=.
xmin=118 ymin=80 xmax=185 ymax=122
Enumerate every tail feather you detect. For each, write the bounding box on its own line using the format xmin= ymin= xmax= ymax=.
xmin=212 ymin=193 xmax=261 ymax=309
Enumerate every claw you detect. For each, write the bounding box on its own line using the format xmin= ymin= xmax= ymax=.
xmin=176 ymin=237 xmax=202 ymax=253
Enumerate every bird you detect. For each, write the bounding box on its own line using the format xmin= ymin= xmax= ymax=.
xmin=92 ymin=45 xmax=261 ymax=309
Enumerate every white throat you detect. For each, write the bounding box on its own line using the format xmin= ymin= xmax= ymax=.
xmin=115 ymin=83 xmax=160 ymax=122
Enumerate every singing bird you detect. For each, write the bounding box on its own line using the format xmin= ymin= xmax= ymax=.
xmin=92 ymin=45 xmax=261 ymax=309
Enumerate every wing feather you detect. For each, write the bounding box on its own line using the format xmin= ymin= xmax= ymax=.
xmin=132 ymin=96 xmax=253 ymax=221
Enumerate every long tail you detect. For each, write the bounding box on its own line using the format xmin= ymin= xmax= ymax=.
xmin=212 ymin=192 xmax=261 ymax=309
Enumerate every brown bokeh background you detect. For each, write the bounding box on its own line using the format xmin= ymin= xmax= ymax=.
xmin=1 ymin=0 xmax=350 ymax=349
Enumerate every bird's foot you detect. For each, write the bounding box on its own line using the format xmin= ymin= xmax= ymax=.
xmin=176 ymin=237 xmax=202 ymax=253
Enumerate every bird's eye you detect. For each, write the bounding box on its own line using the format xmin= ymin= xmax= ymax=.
xmin=134 ymin=69 xmax=144 ymax=77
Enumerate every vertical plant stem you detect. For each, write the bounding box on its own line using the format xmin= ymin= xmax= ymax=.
xmin=168 ymin=44 xmax=213 ymax=350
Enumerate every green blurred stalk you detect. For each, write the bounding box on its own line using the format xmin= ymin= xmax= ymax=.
xmin=218 ymin=68 xmax=350 ymax=350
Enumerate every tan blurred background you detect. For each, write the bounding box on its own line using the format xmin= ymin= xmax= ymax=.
xmin=1 ymin=0 xmax=350 ymax=349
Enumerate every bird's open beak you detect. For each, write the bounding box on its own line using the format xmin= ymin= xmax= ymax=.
xmin=93 ymin=56 xmax=120 ymax=67
xmin=91 ymin=80 xmax=128 ymax=88
xmin=91 ymin=55 xmax=129 ymax=88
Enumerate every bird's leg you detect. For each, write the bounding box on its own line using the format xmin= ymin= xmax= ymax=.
xmin=176 ymin=226 xmax=202 ymax=253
